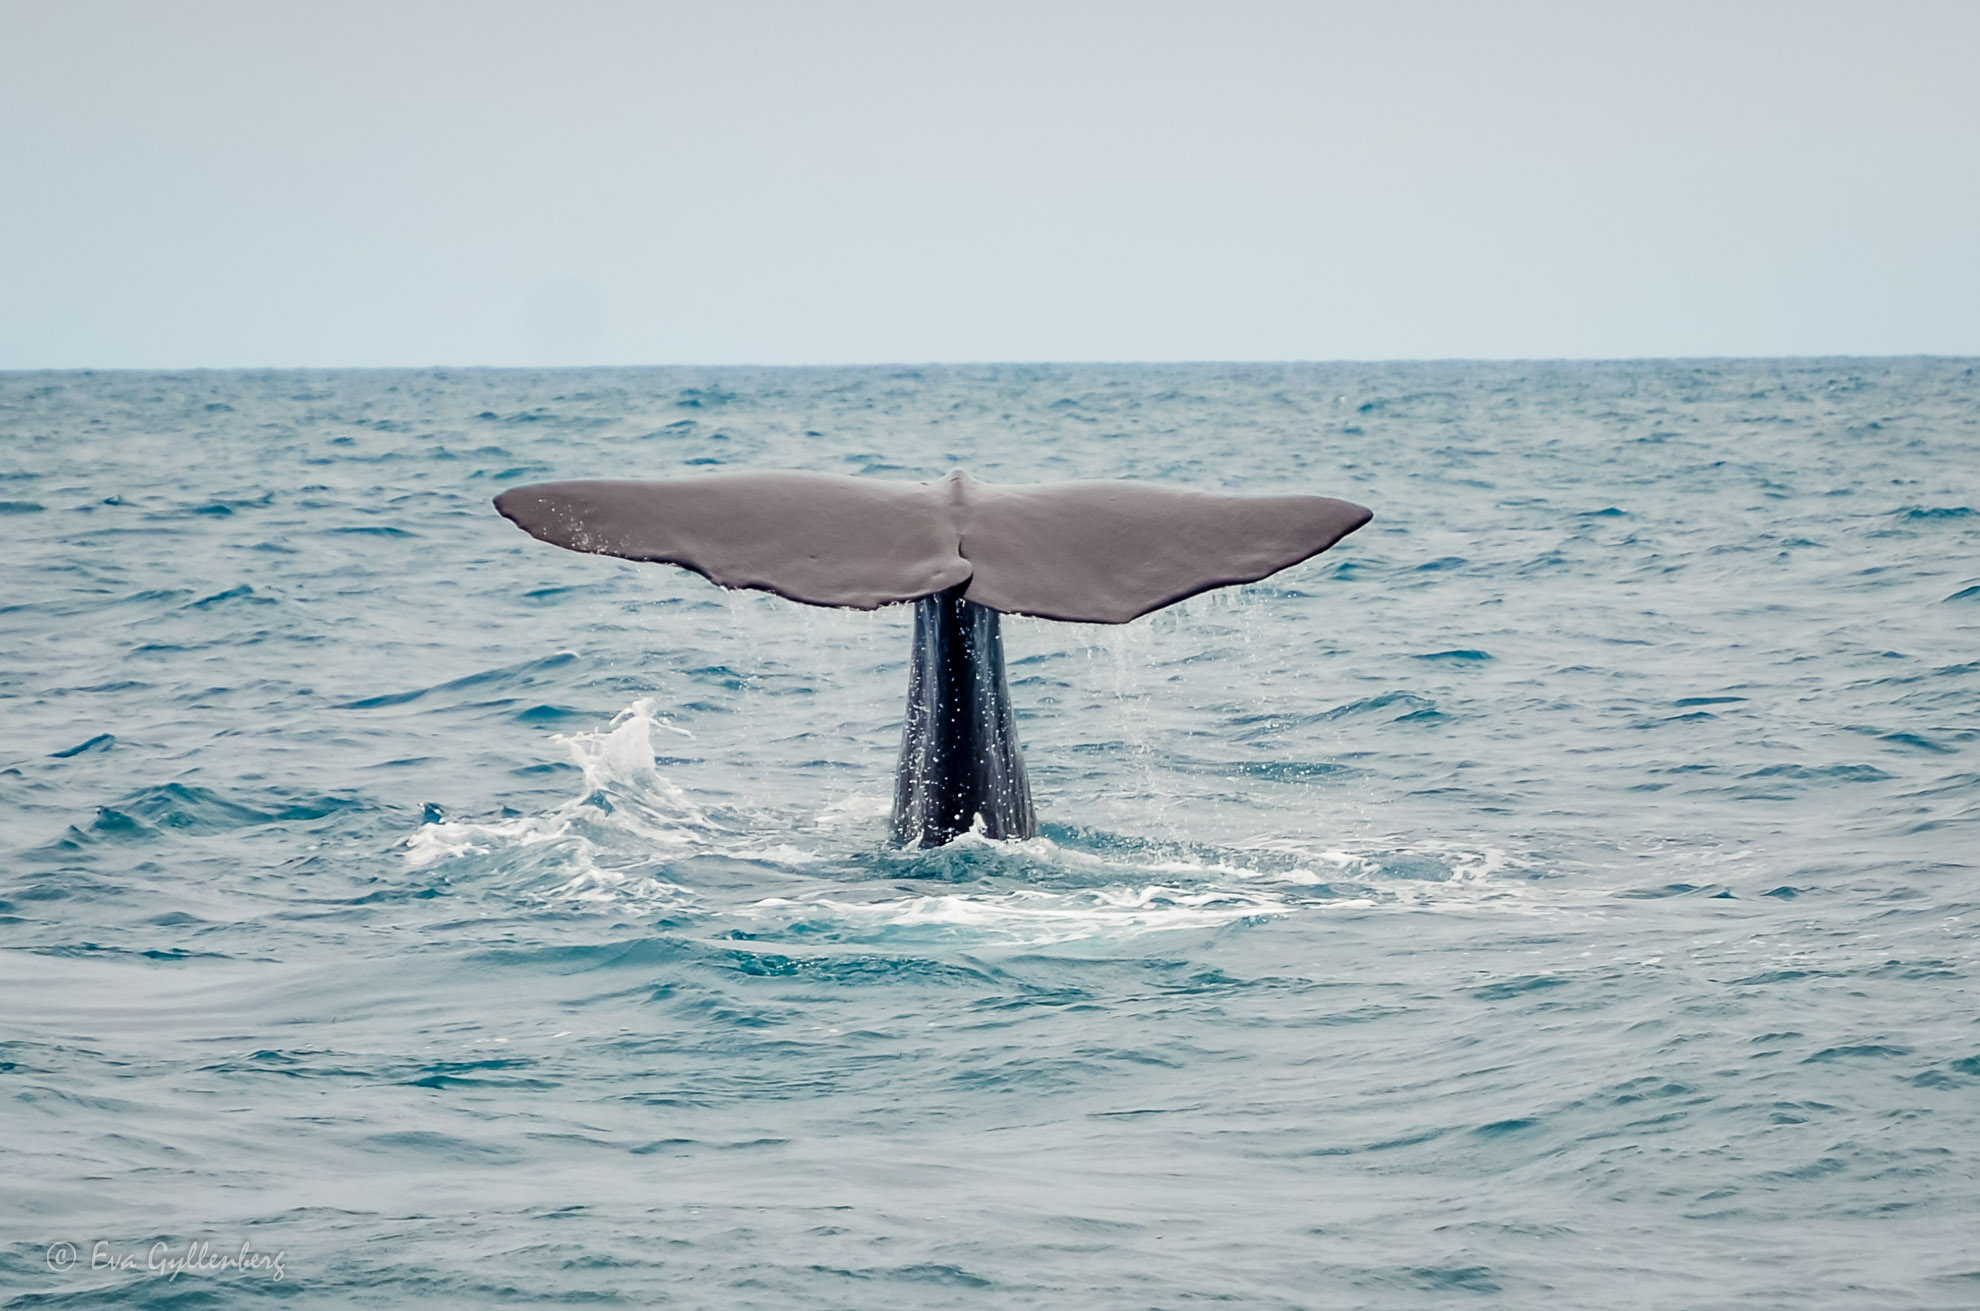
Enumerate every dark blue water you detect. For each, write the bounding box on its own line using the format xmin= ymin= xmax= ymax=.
xmin=3 ymin=361 xmax=1977 ymax=1307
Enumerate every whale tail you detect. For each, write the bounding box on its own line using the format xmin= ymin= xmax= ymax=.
xmin=495 ymin=469 xmax=1371 ymax=845
xmin=494 ymin=469 xmax=1371 ymax=625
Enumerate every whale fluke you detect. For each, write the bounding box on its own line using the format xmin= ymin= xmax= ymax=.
xmin=495 ymin=469 xmax=1370 ymax=846
xmin=495 ymin=470 xmax=1370 ymax=624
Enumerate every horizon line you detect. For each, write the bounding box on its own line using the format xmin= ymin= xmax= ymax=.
xmin=4 ymin=352 xmax=1976 ymax=375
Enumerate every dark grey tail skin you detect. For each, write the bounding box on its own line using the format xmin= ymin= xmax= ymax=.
xmin=892 ymin=585 xmax=1036 ymax=847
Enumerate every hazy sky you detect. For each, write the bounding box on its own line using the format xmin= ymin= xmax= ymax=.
xmin=3 ymin=0 xmax=1975 ymax=367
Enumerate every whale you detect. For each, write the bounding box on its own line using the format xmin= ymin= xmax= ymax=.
xmin=495 ymin=469 xmax=1370 ymax=846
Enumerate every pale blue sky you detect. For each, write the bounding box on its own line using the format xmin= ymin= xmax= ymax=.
xmin=3 ymin=0 xmax=1974 ymax=367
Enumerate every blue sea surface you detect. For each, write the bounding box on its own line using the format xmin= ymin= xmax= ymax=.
xmin=2 ymin=360 xmax=1977 ymax=1307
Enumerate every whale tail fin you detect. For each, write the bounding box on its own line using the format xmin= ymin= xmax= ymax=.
xmin=496 ymin=469 xmax=1370 ymax=623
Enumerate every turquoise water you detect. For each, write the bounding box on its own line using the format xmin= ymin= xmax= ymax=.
xmin=2 ymin=360 xmax=1977 ymax=1307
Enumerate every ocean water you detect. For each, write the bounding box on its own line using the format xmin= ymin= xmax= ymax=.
xmin=2 ymin=360 xmax=1976 ymax=1308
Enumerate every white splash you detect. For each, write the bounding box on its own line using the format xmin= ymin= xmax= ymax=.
xmin=404 ymin=700 xmax=717 ymax=911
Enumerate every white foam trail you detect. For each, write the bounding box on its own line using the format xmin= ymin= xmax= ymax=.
xmin=404 ymin=701 xmax=717 ymax=897
xmin=742 ymin=882 xmax=1290 ymax=945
